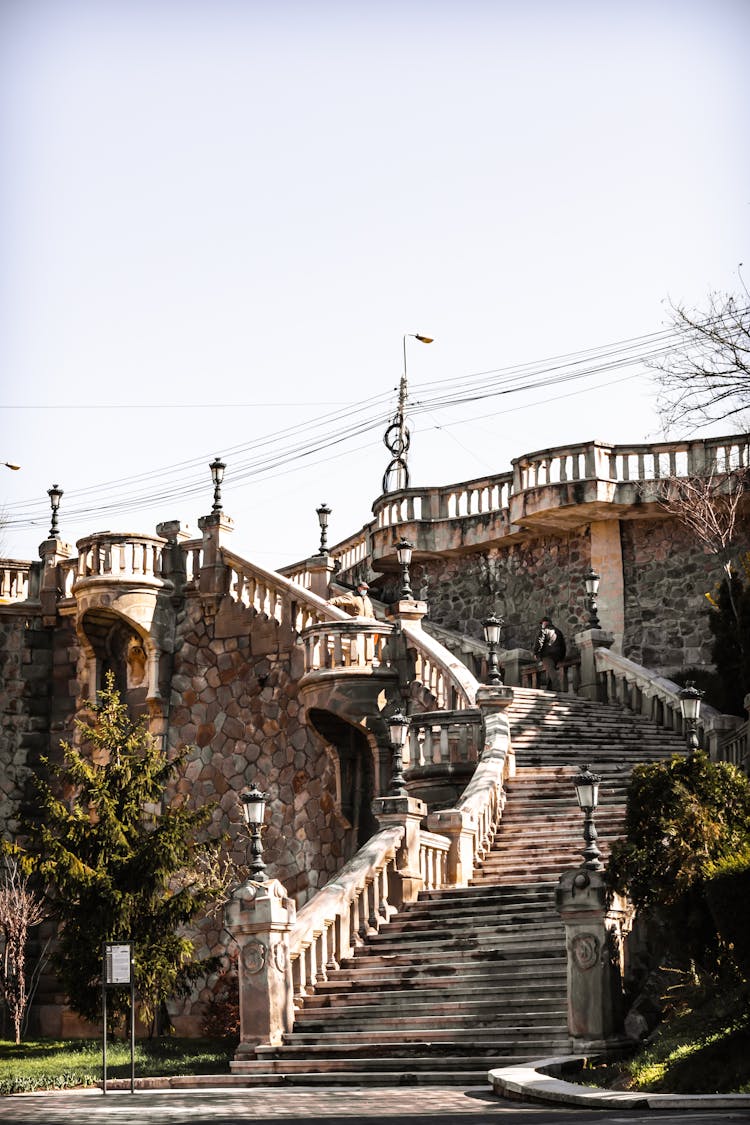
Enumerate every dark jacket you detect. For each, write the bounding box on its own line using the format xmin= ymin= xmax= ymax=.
xmin=534 ymin=622 xmax=566 ymax=664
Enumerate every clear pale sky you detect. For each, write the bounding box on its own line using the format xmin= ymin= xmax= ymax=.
xmin=1 ymin=0 xmax=748 ymax=568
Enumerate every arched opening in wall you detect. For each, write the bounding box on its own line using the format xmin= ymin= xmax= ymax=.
xmin=79 ymin=609 xmax=149 ymax=720
xmin=307 ymin=708 xmax=378 ymax=858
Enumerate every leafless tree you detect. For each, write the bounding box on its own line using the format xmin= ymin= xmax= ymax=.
xmin=649 ymin=291 xmax=750 ymax=434
xmin=0 ymin=857 xmax=49 ymax=1044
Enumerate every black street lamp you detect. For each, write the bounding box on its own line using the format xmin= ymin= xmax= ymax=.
xmin=210 ymin=457 xmax=226 ymax=515
xmin=482 ymin=613 xmax=504 ymax=685
xmin=241 ymin=782 xmax=269 ymax=878
xmin=395 ymin=538 xmax=414 ymax=600
xmin=573 ymin=765 xmax=603 ymax=871
xmin=47 ymin=484 xmax=63 ymax=538
xmin=316 ymin=502 xmax=331 ymax=555
xmin=584 ymin=567 xmax=601 ymax=629
xmin=387 ymin=710 xmax=410 ymax=798
xmin=679 ymin=681 xmax=704 ymax=754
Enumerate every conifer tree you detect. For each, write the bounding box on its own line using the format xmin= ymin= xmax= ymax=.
xmin=28 ymin=672 xmax=228 ymax=1033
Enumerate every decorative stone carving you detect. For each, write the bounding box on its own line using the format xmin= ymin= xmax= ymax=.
xmin=572 ymin=932 xmax=600 ymax=972
xmin=241 ymin=940 xmax=266 ymax=975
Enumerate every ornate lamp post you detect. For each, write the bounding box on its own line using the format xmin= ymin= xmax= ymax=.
xmin=382 ymin=333 xmax=433 ymax=494
xmin=209 ymin=457 xmax=226 ymax=515
xmin=482 ymin=613 xmax=504 ymax=685
xmin=47 ymin=484 xmax=63 ymax=538
xmin=679 ymin=681 xmax=703 ymax=754
xmin=387 ymin=710 xmax=410 ymax=798
xmin=584 ymin=567 xmax=601 ymax=629
xmin=316 ymin=502 xmax=331 ymax=555
xmin=396 ymin=538 xmax=414 ymax=600
xmin=241 ymin=782 xmax=269 ymax=878
xmin=573 ymin=765 xmax=603 ymax=871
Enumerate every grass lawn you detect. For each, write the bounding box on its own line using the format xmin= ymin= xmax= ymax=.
xmin=0 ymin=1037 xmax=235 ymax=1095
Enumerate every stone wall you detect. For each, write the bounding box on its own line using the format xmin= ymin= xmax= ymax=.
xmin=620 ymin=517 xmax=730 ymax=673
xmin=0 ymin=611 xmax=78 ymax=840
xmin=383 ymin=530 xmax=591 ymax=651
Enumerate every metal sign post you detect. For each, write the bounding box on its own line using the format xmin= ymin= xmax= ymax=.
xmin=102 ymin=942 xmax=135 ymax=1095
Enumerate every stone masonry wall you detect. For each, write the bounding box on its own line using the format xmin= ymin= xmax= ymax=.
xmin=393 ymin=530 xmax=592 ymax=651
xmin=620 ymin=517 xmax=738 ymax=674
xmin=0 ymin=612 xmax=78 ymax=841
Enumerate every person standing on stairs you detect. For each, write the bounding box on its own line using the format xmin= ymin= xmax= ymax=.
xmin=329 ymin=580 xmax=375 ymax=618
xmin=533 ymin=616 xmax=566 ymax=691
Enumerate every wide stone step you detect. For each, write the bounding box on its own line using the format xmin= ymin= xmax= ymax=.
xmin=304 ymin=980 xmax=566 ymax=1008
xmin=274 ymin=1025 xmax=569 ymax=1047
xmin=294 ymin=1009 xmax=568 ymax=1032
xmin=314 ymin=962 xmax=567 ymax=993
xmin=230 ymin=1050 xmax=567 ymax=1079
xmin=296 ymin=995 xmax=567 ymax=1022
xmin=332 ymin=952 xmax=567 ymax=980
xmin=367 ymin=922 xmax=563 ymax=950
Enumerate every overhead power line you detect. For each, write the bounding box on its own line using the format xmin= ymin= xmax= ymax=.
xmin=4 ymin=312 xmax=744 ymax=530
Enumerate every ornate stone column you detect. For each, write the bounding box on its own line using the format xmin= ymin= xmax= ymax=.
xmin=197 ymin=511 xmax=234 ymax=616
xmin=225 ymin=878 xmax=296 ymax=1060
xmin=555 ymin=866 xmax=633 ymax=1046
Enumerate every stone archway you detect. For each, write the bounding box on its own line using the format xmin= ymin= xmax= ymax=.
xmin=77 ymin=608 xmax=152 ymax=720
xmin=307 ymin=708 xmax=379 ymax=858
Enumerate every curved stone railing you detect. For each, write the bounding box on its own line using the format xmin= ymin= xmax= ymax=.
xmin=721 ymin=713 xmax=749 ymax=777
xmin=406 ymin=709 xmax=483 ymax=771
xmin=401 ymin=620 xmax=478 ymax=711
xmin=316 ymin=432 xmax=749 ymax=579
xmin=427 ymin=695 xmax=514 ymax=885
xmin=73 ymin=532 xmax=170 ymax=586
xmin=419 ymin=829 xmax=450 ymax=889
xmin=594 ymin=647 xmax=743 ymax=760
xmin=222 ymin=549 xmax=348 ymax=634
xmin=289 ymin=825 xmax=404 ymax=1004
xmin=300 ymin=620 xmax=396 ymax=674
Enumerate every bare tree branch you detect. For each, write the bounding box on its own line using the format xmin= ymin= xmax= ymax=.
xmin=0 ymin=857 xmax=48 ymax=1044
xmin=648 ymin=293 xmax=750 ymax=433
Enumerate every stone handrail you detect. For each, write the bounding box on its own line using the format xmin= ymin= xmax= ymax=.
xmin=59 ymin=557 xmax=78 ymax=599
xmin=300 ymin=619 xmax=396 ymax=674
xmin=313 ymin=431 xmax=749 ymax=579
xmin=406 ymin=709 xmax=483 ymax=771
xmin=594 ymin=647 xmax=743 ymax=760
xmin=419 ymin=830 xmax=450 ymax=890
xmin=74 ymin=532 xmax=170 ymax=584
xmin=222 ymin=548 xmax=348 ymax=634
xmin=721 ymin=715 xmax=749 ymax=777
xmin=288 ymin=824 xmax=404 ymax=1004
xmin=401 ymin=620 xmax=478 ymax=711
xmin=181 ymin=538 xmax=204 ymax=585
xmin=427 ymin=692 xmax=514 ymax=885
xmin=0 ymin=560 xmax=40 ymax=604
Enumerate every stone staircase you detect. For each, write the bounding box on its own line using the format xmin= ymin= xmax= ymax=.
xmin=231 ymin=687 xmax=687 ymax=1085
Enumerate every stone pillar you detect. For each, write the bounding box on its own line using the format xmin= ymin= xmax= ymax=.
xmin=225 ymin=877 xmax=296 ymax=1059
xmin=388 ymin=599 xmax=428 ymax=628
xmin=589 ymin=519 xmax=625 ymax=651
xmin=38 ymin=537 xmax=72 ymax=627
xmin=372 ymin=794 xmax=427 ymax=907
xmin=500 ymin=648 xmax=535 ymax=688
xmin=197 ymin=512 xmax=234 ymax=615
xmin=555 ymin=867 xmax=633 ymax=1046
xmin=574 ymin=628 xmax=614 ymax=702
xmin=304 ymin=554 xmax=337 ymax=600
xmin=476 ymin=683 xmax=515 ymax=775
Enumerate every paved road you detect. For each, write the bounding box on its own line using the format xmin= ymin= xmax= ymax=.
xmin=1 ymin=1087 xmax=748 ymax=1125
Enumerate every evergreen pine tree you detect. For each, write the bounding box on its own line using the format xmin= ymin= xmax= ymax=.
xmin=29 ymin=672 xmax=227 ymax=1033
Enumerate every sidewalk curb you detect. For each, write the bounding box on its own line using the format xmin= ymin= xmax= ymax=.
xmin=488 ymin=1055 xmax=750 ymax=1110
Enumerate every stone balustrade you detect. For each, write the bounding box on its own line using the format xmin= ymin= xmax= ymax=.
xmin=182 ymin=538 xmax=204 ymax=585
xmin=223 ymin=549 xmax=346 ymax=634
xmin=406 ymin=710 xmax=483 ymax=770
xmin=721 ymin=711 xmax=749 ymax=777
xmin=310 ymin=431 xmax=749 ymax=580
xmin=418 ymin=829 xmax=450 ymax=889
xmin=74 ymin=532 xmax=170 ymax=586
xmin=594 ymin=646 xmax=743 ymax=761
xmin=301 ymin=620 xmax=396 ymax=674
xmin=0 ymin=560 xmax=39 ymax=604
xmin=401 ymin=620 xmax=478 ymax=712
xmin=288 ymin=825 xmax=404 ymax=1005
